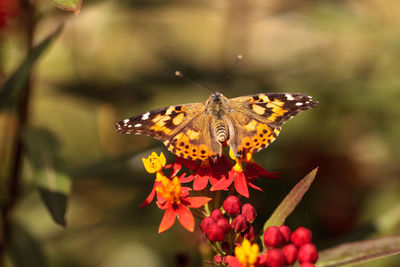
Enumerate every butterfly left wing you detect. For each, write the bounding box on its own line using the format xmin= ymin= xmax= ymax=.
xmin=116 ymin=103 xmax=223 ymax=160
xmin=227 ymin=93 xmax=318 ymax=156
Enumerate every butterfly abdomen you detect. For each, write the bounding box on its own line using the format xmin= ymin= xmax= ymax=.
xmin=215 ymin=120 xmax=229 ymax=142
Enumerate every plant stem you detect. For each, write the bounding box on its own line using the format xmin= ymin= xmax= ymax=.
xmin=0 ymin=2 xmax=35 ymax=266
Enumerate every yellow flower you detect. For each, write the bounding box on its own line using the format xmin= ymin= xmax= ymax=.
xmin=142 ymin=152 xmax=166 ymax=173
xmin=229 ymin=149 xmax=244 ymax=172
xmin=235 ymin=239 xmax=259 ymax=267
xmin=156 ymin=177 xmax=182 ymax=205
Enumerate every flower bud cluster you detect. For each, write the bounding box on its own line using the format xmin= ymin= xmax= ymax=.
xmin=201 ymin=196 xmax=257 ymax=244
xmin=259 ymin=226 xmax=318 ymax=267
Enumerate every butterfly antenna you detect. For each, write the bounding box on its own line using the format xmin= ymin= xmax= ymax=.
xmin=221 ymin=54 xmax=243 ymax=89
xmin=175 ymin=71 xmax=214 ymax=94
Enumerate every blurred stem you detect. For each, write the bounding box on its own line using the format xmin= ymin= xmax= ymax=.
xmin=0 ymin=1 xmax=36 ymax=266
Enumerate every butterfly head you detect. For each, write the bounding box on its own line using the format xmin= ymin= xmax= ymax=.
xmin=206 ymin=92 xmax=230 ymax=114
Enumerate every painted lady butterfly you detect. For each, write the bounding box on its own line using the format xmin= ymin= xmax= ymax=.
xmin=116 ymin=92 xmax=317 ymax=161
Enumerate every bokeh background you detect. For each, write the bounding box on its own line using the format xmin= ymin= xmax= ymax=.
xmin=1 ymin=0 xmax=400 ymax=266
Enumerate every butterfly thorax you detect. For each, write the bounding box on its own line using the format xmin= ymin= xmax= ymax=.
xmin=205 ymin=92 xmax=231 ymax=143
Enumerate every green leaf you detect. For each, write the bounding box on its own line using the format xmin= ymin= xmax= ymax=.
xmin=0 ymin=25 xmax=62 ymax=110
xmin=317 ymin=235 xmax=400 ymax=266
xmin=8 ymin=222 xmax=48 ymax=267
xmin=263 ymin=167 xmax=318 ymax=231
xmin=23 ymin=127 xmax=71 ymax=227
xmin=52 ymin=0 xmax=82 ymax=15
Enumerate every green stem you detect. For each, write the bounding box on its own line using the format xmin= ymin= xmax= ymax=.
xmin=0 ymin=2 xmax=35 ymax=266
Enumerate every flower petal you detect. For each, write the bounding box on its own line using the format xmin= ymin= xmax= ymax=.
xmin=142 ymin=157 xmax=155 ymax=174
xmin=179 ymin=174 xmax=195 ymax=183
xmin=225 ymin=255 xmax=243 ymax=267
xmin=193 ymin=168 xmax=209 ymax=191
xmin=140 ymin=183 xmax=156 ymax=208
xmin=176 ymin=204 xmax=195 ymax=232
xmin=210 ymin=170 xmax=234 ymax=191
xmin=247 ymin=182 xmax=263 ymax=192
xmin=185 ymin=196 xmax=212 ymax=208
xmin=234 ymin=171 xmax=249 ymax=198
xmin=158 ymin=207 xmax=176 ymax=233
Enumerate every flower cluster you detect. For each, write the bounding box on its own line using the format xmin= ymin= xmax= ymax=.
xmin=224 ymin=225 xmax=318 ymax=267
xmin=141 ymin=152 xmax=211 ymax=233
xmin=200 ymin=196 xmax=257 ymax=243
xmin=139 ymin=151 xmax=318 ymax=266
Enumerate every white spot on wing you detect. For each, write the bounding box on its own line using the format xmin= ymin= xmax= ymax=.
xmin=141 ymin=112 xmax=150 ymax=120
xmin=135 ymin=123 xmax=142 ymax=127
xmin=285 ymin=94 xmax=295 ymax=101
xmin=295 ymin=102 xmax=303 ymax=106
xmin=123 ymin=119 xmax=130 ymax=124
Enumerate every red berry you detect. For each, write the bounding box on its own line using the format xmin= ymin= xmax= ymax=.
xmin=217 ymin=218 xmax=232 ymax=234
xmin=278 ymin=225 xmax=292 ymax=244
xmin=241 ymin=203 xmax=257 ymax=223
xmin=213 ymin=254 xmax=224 ymax=265
xmin=223 ymin=196 xmax=242 ymax=216
xmin=291 ymin=227 xmax=312 ymax=247
xmin=200 ymin=217 xmax=215 ymax=233
xmin=205 ymin=224 xmax=225 ymax=242
xmin=210 ymin=209 xmax=224 ymax=221
xmin=244 ymin=226 xmax=256 ymax=242
xmin=298 ymin=243 xmax=318 ymax=264
xmin=282 ymin=244 xmax=298 ymax=265
xmin=263 ymin=226 xmax=283 ymax=248
xmin=231 ymin=214 xmax=248 ymax=233
xmin=300 ymin=263 xmax=315 ymax=267
xmin=265 ymin=248 xmax=286 ymax=267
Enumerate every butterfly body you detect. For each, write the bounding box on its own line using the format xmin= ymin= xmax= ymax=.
xmin=116 ymin=92 xmax=317 ymax=161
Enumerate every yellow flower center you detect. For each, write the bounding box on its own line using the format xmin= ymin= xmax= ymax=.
xmin=235 ymin=239 xmax=259 ymax=267
xmin=156 ymin=177 xmax=182 ymax=205
xmin=142 ymin=152 xmax=167 ymax=173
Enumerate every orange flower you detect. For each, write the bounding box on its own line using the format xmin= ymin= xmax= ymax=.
xmin=156 ymin=177 xmax=211 ymax=233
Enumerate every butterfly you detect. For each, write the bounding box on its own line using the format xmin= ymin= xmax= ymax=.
xmin=115 ymin=92 xmax=317 ymax=161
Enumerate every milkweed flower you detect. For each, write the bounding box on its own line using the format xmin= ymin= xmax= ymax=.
xmin=141 ymin=152 xmax=168 ymax=208
xmin=156 ymin=177 xmax=211 ymax=233
xmin=225 ymin=239 xmax=259 ymax=267
xmin=211 ymin=150 xmax=279 ymax=197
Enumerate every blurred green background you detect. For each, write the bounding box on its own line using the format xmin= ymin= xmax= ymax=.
xmin=1 ymin=0 xmax=400 ymax=266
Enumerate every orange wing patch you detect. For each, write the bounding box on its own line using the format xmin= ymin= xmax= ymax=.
xmin=164 ymin=131 xmax=215 ymax=161
xmin=237 ymin=122 xmax=281 ymax=154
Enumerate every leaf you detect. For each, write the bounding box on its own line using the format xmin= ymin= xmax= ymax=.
xmin=263 ymin=167 xmax=318 ymax=231
xmin=0 ymin=25 xmax=62 ymax=110
xmin=8 ymin=222 xmax=48 ymax=267
xmin=317 ymin=235 xmax=400 ymax=267
xmin=52 ymin=0 xmax=82 ymax=15
xmin=23 ymin=127 xmax=71 ymax=226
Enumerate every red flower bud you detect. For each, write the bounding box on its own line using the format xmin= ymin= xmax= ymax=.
xmin=213 ymin=254 xmax=224 ymax=265
xmin=223 ymin=196 xmax=242 ymax=217
xmin=263 ymin=226 xmax=283 ymax=248
xmin=298 ymin=243 xmax=318 ymax=264
xmin=257 ymin=252 xmax=268 ymax=265
xmin=217 ymin=218 xmax=232 ymax=234
xmin=278 ymin=225 xmax=292 ymax=244
xmin=282 ymin=244 xmax=298 ymax=265
xmin=243 ymin=226 xmax=256 ymax=242
xmin=300 ymin=263 xmax=315 ymax=267
xmin=210 ymin=209 xmax=224 ymax=221
xmin=205 ymin=224 xmax=225 ymax=242
xmin=241 ymin=203 xmax=257 ymax=223
xmin=265 ymin=248 xmax=286 ymax=267
xmin=200 ymin=217 xmax=215 ymax=233
xmin=291 ymin=227 xmax=312 ymax=247
xmin=231 ymin=214 xmax=248 ymax=232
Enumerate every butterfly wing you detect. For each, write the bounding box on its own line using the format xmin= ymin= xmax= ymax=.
xmin=227 ymin=93 xmax=318 ymax=156
xmin=116 ymin=103 xmax=222 ymax=160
